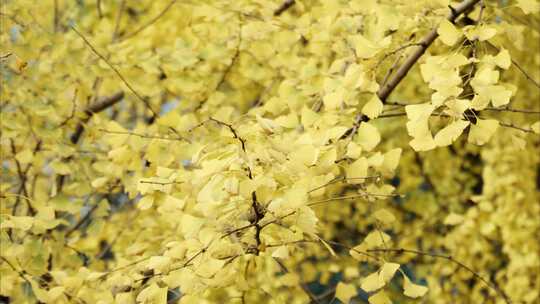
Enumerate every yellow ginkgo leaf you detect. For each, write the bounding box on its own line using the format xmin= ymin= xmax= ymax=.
xmin=531 ymin=121 xmax=540 ymax=134
xmin=444 ymin=213 xmax=464 ymax=225
xmin=361 ymin=271 xmax=385 ymax=292
xmin=301 ymin=106 xmax=319 ymax=127
xmin=402 ymin=273 xmax=429 ymax=298
xmin=409 ymin=134 xmax=436 ymax=152
xmin=147 ymin=256 xmax=172 ymax=273
xmin=517 ymin=0 xmax=540 ymax=14
xmin=373 ymin=209 xmax=396 ymax=224
xmin=437 ymin=20 xmax=461 ymax=46
xmin=488 ymin=85 xmax=512 ymax=107
xmin=363 ymin=231 xmax=391 ymax=248
xmin=379 ymin=262 xmax=400 ymax=284
xmin=468 ymin=119 xmax=499 ymax=145
xmin=494 ymin=49 xmax=511 ymax=70
xmin=434 ymin=120 xmax=470 ymax=147
xmin=136 ymin=283 xmax=167 ymax=304
xmin=464 ymin=25 xmax=497 ymax=41
xmin=335 ymin=282 xmax=357 ymax=303
xmin=356 ymin=122 xmax=380 ymax=151
xmin=368 ymin=290 xmax=392 ymax=304
xmin=362 ymin=95 xmax=384 ymax=119
xmin=271 ymin=246 xmax=289 ymax=259
xmin=137 ymin=195 xmax=154 ymax=210
xmin=346 ymin=157 xmax=368 ymax=184
xmin=323 ymin=88 xmax=345 ymax=110
xmin=381 ymin=148 xmax=401 ymax=173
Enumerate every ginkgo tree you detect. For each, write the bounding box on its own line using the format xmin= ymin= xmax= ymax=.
xmin=1 ymin=0 xmax=539 ymax=303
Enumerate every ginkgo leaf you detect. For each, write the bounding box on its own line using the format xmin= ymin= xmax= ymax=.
xmin=494 ymin=49 xmax=511 ymax=70
xmin=272 ymin=246 xmax=289 ymax=259
xmin=368 ymin=290 xmax=392 ymax=304
xmin=444 ymin=213 xmax=464 ymax=225
xmin=361 ymin=271 xmax=385 ymax=292
xmin=488 ymin=85 xmax=512 ymax=107
xmin=363 ymin=231 xmax=391 ymax=248
xmin=356 ymin=123 xmax=381 ymax=151
xmin=256 ymin=115 xmax=281 ymax=134
xmin=409 ymin=135 xmax=436 ymax=151
xmin=346 ymin=157 xmax=368 ymax=184
xmin=0 ymin=216 xmax=34 ymax=231
xmin=335 ymin=282 xmax=357 ymax=303
xmin=138 ymin=195 xmax=154 ymax=210
xmin=531 ymin=121 xmax=540 ymax=134
xmin=323 ymin=88 xmax=345 ymax=110
xmin=517 ymin=0 xmax=540 ymax=14
xmin=373 ymin=209 xmax=396 ymax=224
xmin=402 ymin=273 xmax=429 ymax=298
xmin=434 ymin=120 xmax=469 ymax=147
xmin=147 ymin=256 xmax=172 ymax=273
xmin=437 ymin=20 xmax=461 ymax=46
xmin=379 ymin=262 xmax=400 ymax=284
xmin=362 ymin=95 xmax=384 ymax=119
xmin=468 ymin=119 xmax=499 ymax=145
xmin=301 ymin=106 xmax=319 ymax=127
xmin=346 ymin=141 xmax=362 ymax=159
xmin=136 ymin=283 xmax=167 ymax=303
xmin=381 ymin=148 xmax=401 ymax=173
xmin=464 ymin=25 xmax=496 ymax=41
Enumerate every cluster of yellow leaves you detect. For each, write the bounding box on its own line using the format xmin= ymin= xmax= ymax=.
xmin=1 ymin=0 xmax=539 ymax=303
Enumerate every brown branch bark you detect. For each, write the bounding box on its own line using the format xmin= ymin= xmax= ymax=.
xmin=274 ymin=0 xmax=295 ymax=16
xmin=377 ymin=0 xmax=481 ymax=102
xmin=70 ymin=91 xmax=124 ymax=144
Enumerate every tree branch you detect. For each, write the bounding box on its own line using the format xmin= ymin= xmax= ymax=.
xmin=70 ymin=26 xmax=158 ymax=118
xmin=122 ymin=0 xmax=177 ymax=40
xmin=70 ymin=91 xmax=124 ymax=144
xmin=274 ymin=0 xmax=295 ymax=16
xmin=377 ymin=0 xmax=481 ymax=102
xmin=367 ymin=248 xmax=511 ymax=303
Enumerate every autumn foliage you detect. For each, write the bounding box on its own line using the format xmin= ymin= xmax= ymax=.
xmin=1 ymin=0 xmax=540 ymax=303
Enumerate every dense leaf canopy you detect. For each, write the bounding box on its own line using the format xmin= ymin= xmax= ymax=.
xmin=1 ymin=0 xmax=539 ymax=303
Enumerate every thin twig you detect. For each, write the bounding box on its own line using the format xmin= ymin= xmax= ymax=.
xmin=122 ymin=0 xmax=177 ymax=40
xmin=97 ymin=0 xmax=103 ymax=18
xmin=308 ymin=193 xmax=402 ymax=207
xmin=367 ymin=248 xmax=511 ymax=303
xmin=273 ymin=258 xmax=321 ymax=304
xmin=376 ymin=111 xmax=537 ymax=133
xmin=307 ymin=175 xmax=381 ymax=194
xmin=53 ymin=0 xmax=59 ymax=32
xmin=483 ymin=107 xmax=540 ymax=114
xmin=485 ymin=41 xmax=540 ymax=89
xmin=70 ymin=26 xmax=158 ymax=118
xmin=112 ymin=0 xmax=126 ymax=41
xmin=98 ymin=128 xmax=190 ymax=142
xmin=65 ymin=203 xmax=100 ymax=238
